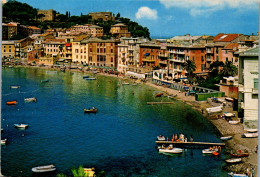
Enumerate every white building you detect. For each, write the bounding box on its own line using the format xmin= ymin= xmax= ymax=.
xmin=238 ymin=47 xmax=259 ymax=129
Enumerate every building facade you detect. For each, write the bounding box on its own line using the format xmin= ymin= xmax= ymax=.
xmin=88 ymin=12 xmax=115 ymax=21
xmin=38 ymin=9 xmax=56 ymax=22
xmin=2 ymin=40 xmax=16 ymax=58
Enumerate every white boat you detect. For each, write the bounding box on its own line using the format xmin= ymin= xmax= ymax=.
xmin=242 ymin=133 xmax=258 ymax=138
xmin=224 ymin=112 xmax=235 ymax=117
xmin=225 ymin=97 xmax=234 ymax=102
xmin=157 ymin=135 xmax=166 ymax=141
xmin=228 ymin=172 xmax=248 ymax=177
xmin=84 ymin=78 xmax=96 ymax=80
xmin=159 ymin=147 xmax=183 ymax=154
xmin=24 ymin=97 xmax=37 ymax=102
xmin=1 ymin=139 xmax=7 ymax=145
xmin=32 ymin=164 xmax=56 ymax=173
xmin=202 ymin=148 xmax=218 ymax=154
xmin=225 ymin=158 xmax=242 ymax=164
xmin=14 ymin=124 xmax=28 ymax=129
xmin=122 ymin=82 xmax=130 ymax=85
xmin=206 ymin=105 xmax=223 ymax=114
xmin=220 ymin=136 xmax=232 ymax=140
xmin=246 ymin=129 xmax=258 ymax=133
xmin=10 ymin=85 xmax=20 ymax=89
xmin=229 ymin=120 xmax=240 ymax=125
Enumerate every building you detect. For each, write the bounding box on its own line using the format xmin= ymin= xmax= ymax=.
xmin=213 ymin=33 xmax=246 ymax=45
xmin=88 ymin=12 xmax=115 ymax=21
xmin=219 ymin=76 xmax=239 ymax=98
xmin=2 ymin=40 xmax=16 ymax=58
xmin=110 ymin=23 xmax=131 ymax=38
xmin=14 ymin=37 xmax=35 ymax=59
xmin=43 ymin=39 xmax=66 ymax=58
xmin=38 ymin=9 xmax=56 ymax=22
xmin=238 ymin=47 xmax=258 ymax=129
xmin=71 ymin=35 xmax=90 ymax=64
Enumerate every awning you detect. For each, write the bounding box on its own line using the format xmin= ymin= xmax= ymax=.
xmin=144 ymin=53 xmax=150 ymax=56
xmin=65 ymin=43 xmax=72 ymax=47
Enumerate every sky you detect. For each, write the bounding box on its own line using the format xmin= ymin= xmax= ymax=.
xmin=16 ymin=0 xmax=259 ymax=38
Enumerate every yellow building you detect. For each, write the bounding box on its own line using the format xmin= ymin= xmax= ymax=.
xmin=38 ymin=56 xmax=58 ymax=66
xmin=110 ymin=23 xmax=131 ymax=38
xmin=38 ymin=9 xmax=56 ymax=22
xmin=43 ymin=39 xmax=66 ymax=57
xmin=88 ymin=12 xmax=115 ymax=21
xmin=72 ymin=35 xmax=90 ymax=64
xmin=2 ymin=40 xmax=16 ymax=58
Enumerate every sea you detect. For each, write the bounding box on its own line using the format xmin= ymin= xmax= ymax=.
xmin=1 ymin=67 xmax=227 ymax=177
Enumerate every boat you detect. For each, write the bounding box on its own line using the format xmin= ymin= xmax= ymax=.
xmin=159 ymin=145 xmax=183 ymax=154
xmin=32 ymin=164 xmax=56 ymax=173
xmin=84 ymin=77 xmax=97 ymax=80
xmin=225 ymin=97 xmax=234 ymax=102
xmin=220 ymin=136 xmax=232 ymax=140
xmin=10 ymin=85 xmax=20 ymax=89
xmin=24 ymin=97 xmax=37 ymax=102
xmin=6 ymin=100 xmax=18 ymax=105
xmin=84 ymin=108 xmax=98 ymax=113
xmin=206 ymin=105 xmax=223 ymax=114
xmin=241 ymin=133 xmax=258 ymax=138
xmin=229 ymin=120 xmax=240 ymax=125
xmin=224 ymin=112 xmax=236 ymax=117
xmin=202 ymin=148 xmax=218 ymax=154
xmin=155 ymin=93 xmax=163 ymax=97
xmin=246 ymin=129 xmax=258 ymax=133
xmin=122 ymin=82 xmax=130 ymax=85
xmin=14 ymin=124 xmax=28 ymax=129
xmin=230 ymin=150 xmax=249 ymax=158
xmin=228 ymin=172 xmax=248 ymax=177
xmin=157 ymin=135 xmax=166 ymax=141
xmin=1 ymin=139 xmax=7 ymax=145
xmin=168 ymin=94 xmax=177 ymax=99
xmin=46 ymin=71 xmax=57 ymax=74
xmin=83 ymin=75 xmax=90 ymax=79
xmin=41 ymin=79 xmax=49 ymax=83
xmin=225 ymin=158 xmax=242 ymax=164
xmin=212 ymin=151 xmax=219 ymax=156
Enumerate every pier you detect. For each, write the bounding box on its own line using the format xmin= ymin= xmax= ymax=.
xmin=147 ymin=102 xmax=175 ymax=105
xmin=155 ymin=141 xmax=225 ymax=148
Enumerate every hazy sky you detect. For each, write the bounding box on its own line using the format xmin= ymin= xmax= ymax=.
xmin=16 ymin=0 xmax=259 ymax=38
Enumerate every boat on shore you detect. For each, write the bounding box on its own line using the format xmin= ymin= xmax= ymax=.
xmin=155 ymin=93 xmax=163 ymax=97
xmin=122 ymin=82 xmax=130 ymax=85
xmin=157 ymin=135 xmax=166 ymax=141
xmin=1 ymin=139 xmax=7 ymax=145
xmin=220 ymin=136 xmax=232 ymax=140
xmin=32 ymin=164 xmax=56 ymax=173
xmin=6 ymin=100 xmax=18 ymax=105
xmin=14 ymin=124 xmax=28 ymax=129
xmin=246 ymin=129 xmax=258 ymax=133
xmin=10 ymin=85 xmax=20 ymax=89
xmin=84 ymin=108 xmax=98 ymax=113
xmin=228 ymin=172 xmax=248 ymax=177
xmin=229 ymin=120 xmax=240 ymax=125
xmin=41 ymin=79 xmax=49 ymax=83
xmin=230 ymin=150 xmax=249 ymax=158
xmin=83 ymin=75 xmax=90 ymax=79
xmin=241 ymin=132 xmax=258 ymax=138
xmin=84 ymin=77 xmax=97 ymax=80
xmin=225 ymin=158 xmax=242 ymax=164
xmin=24 ymin=97 xmax=37 ymax=102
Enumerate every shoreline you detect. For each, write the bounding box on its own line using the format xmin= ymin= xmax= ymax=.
xmin=6 ymin=65 xmax=258 ymax=175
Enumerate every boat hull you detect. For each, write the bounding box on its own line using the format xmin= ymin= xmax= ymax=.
xmin=6 ymin=101 xmax=17 ymax=105
xmin=32 ymin=165 xmax=56 ymax=173
xmin=159 ymin=148 xmax=183 ymax=154
xmin=220 ymin=136 xmax=232 ymax=140
xmin=84 ymin=109 xmax=98 ymax=113
xmin=225 ymin=158 xmax=242 ymax=164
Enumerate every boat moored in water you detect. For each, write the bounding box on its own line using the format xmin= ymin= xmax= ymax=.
xmin=159 ymin=144 xmax=183 ymax=154
xmin=24 ymin=97 xmax=37 ymax=102
xmin=6 ymin=100 xmax=18 ymax=105
xmin=32 ymin=164 xmax=56 ymax=173
xmin=1 ymin=139 xmax=7 ymax=145
xmin=14 ymin=124 xmax=29 ymax=129
xmin=10 ymin=85 xmax=20 ymax=89
xmin=157 ymin=135 xmax=166 ymax=141
xmin=84 ymin=108 xmax=98 ymax=113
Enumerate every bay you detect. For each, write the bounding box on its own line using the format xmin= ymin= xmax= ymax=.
xmin=2 ymin=67 xmax=226 ymax=176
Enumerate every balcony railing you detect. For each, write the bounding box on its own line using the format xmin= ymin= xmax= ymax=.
xmin=142 ymin=57 xmax=155 ymax=62
xmin=169 ymin=58 xmax=185 ymax=63
xmin=159 ymin=60 xmax=167 ymax=64
xmin=206 ymin=50 xmax=213 ymax=53
xmin=252 ymin=88 xmax=258 ymax=94
xmin=173 ymin=51 xmax=185 ymax=55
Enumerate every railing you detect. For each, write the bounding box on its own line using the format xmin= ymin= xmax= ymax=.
xmin=169 ymin=58 xmax=185 ymax=63
xmin=159 ymin=60 xmax=167 ymax=64
xmin=252 ymin=88 xmax=258 ymax=94
xmin=142 ymin=57 xmax=155 ymax=62
xmin=173 ymin=51 xmax=185 ymax=55
xmin=206 ymin=49 xmax=213 ymax=53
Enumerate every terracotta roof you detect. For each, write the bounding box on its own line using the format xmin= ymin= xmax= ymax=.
xmin=224 ymin=43 xmax=239 ymax=50
xmin=7 ymin=24 xmax=17 ymax=27
xmin=28 ymin=26 xmax=41 ymax=30
xmin=213 ymin=33 xmax=241 ymax=42
xmin=44 ymin=39 xmax=66 ymax=44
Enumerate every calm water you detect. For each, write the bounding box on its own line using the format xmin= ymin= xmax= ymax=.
xmin=2 ymin=67 xmax=226 ymax=177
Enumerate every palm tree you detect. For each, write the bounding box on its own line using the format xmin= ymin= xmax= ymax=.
xmin=183 ymin=60 xmax=196 ymax=84
xmin=221 ymin=61 xmax=238 ymax=77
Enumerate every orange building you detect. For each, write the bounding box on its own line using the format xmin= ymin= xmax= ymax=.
xmin=139 ymin=43 xmax=160 ymax=69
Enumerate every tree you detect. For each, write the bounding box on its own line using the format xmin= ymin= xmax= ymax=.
xmin=183 ymin=60 xmax=196 ymax=84
xmin=221 ymin=61 xmax=238 ymax=77
xmin=116 ymin=12 xmax=120 ymax=19
xmin=71 ymin=166 xmax=88 ymax=177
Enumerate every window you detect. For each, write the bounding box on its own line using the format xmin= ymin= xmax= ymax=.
xmin=254 ymin=78 xmax=258 ymax=89
xmin=226 ymin=57 xmax=228 ymax=62
xmin=151 ymin=55 xmax=154 ymax=60
xmin=111 ymin=48 xmax=113 ymax=53
xmin=9 ymin=49 xmax=11 ymax=52
xmin=192 ymin=50 xmax=195 ymax=53
xmin=201 ymin=64 xmax=205 ymax=71
xmin=4 ymin=46 xmax=6 ymax=48
xmin=201 ymin=49 xmax=204 ymax=53
xmin=90 ymin=48 xmax=92 ymax=52
xmin=104 ymin=48 xmax=106 ymax=53
xmin=111 ymin=57 xmax=113 ymax=62
xmin=252 ymin=94 xmax=258 ymax=99
xmin=97 ymin=48 xmax=99 ymax=53
xmin=179 ymin=65 xmax=182 ymax=70
xmin=216 ymin=56 xmax=219 ymax=61
xmin=174 ymin=63 xmax=177 ymax=69
xmin=201 ymin=56 xmax=204 ymax=61
xmin=89 ymin=56 xmax=92 ymax=61
xmin=186 ymin=49 xmax=189 ymax=53
xmin=216 ymin=48 xmax=219 ymax=54
xmin=75 ymin=49 xmax=79 ymax=53
xmin=192 ymin=56 xmax=195 ymax=61
xmin=4 ymin=49 xmax=6 ymax=52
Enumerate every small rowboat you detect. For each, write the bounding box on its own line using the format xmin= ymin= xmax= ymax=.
xmin=6 ymin=100 xmax=18 ymax=105
xmin=1 ymin=139 xmax=7 ymax=145
xmin=32 ymin=164 xmax=56 ymax=173
xmin=229 ymin=120 xmax=240 ymax=125
xmin=220 ymin=136 xmax=232 ymax=140
xmin=157 ymin=135 xmax=166 ymax=141
xmin=122 ymin=82 xmax=130 ymax=85
xmin=83 ymin=75 xmax=90 ymax=79
xmin=14 ymin=124 xmax=28 ymax=129
xmin=228 ymin=172 xmax=248 ymax=177
xmin=155 ymin=93 xmax=163 ymax=97
xmin=24 ymin=97 xmax=37 ymax=102
xmin=159 ymin=147 xmax=183 ymax=154
xmin=202 ymin=149 xmax=214 ymax=154
xmin=10 ymin=85 xmax=20 ymax=89
xmin=246 ymin=129 xmax=258 ymax=133
xmin=225 ymin=158 xmax=242 ymax=164
xmin=225 ymin=97 xmax=234 ymax=102
xmin=230 ymin=150 xmax=249 ymax=158
xmin=241 ymin=133 xmax=258 ymax=138
xmin=84 ymin=108 xmax=98 ymax=113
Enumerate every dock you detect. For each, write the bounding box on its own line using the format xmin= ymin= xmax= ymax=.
xmin=155 ymin=141 xmax=225 ymax=148
xmin=147 ymin=102 xmax=175 ymax=105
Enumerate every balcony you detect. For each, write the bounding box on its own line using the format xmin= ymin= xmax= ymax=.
xmin=142 ymin=57 xmax=155 ymax=62
xmin=159 ymin=60 xmax=167 ymax=65
xmin=206 ymin=49 xmax=213 ymax=53
xmin=238 ymin=84 xmax=244 ymax=92
xmin=169 ymin=58 xmax=185 ymax=63
xmin=252 ymin=88 xmax=258 ymax=94
xmin=173 ymin=51 xmax=185 ymax=55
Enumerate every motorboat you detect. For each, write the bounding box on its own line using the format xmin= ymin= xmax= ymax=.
xmin=246 ymin=129 xmax=258 ymax=133
xmin=155 ymin=93 xmax=163 ymax=97
xmin=229 ymin=120 xmax=240 ymax=125
xmin=10 ymin=85 xmax=20 ymax=89
xmin=225 ymin=158 xmax=242 ymax=164
xmin=220 ymin=136 xmax=232 ymax=140
xmin=122 ymin=82 xmax=130 ymax=85
xmin=83 ymin=75 xmax=90 ymax=79
xmin=32 ymin=164 xmax=56 ymax=173
xmin=14 ymin=124 xmax=28 ymax=129
xmin=225 ymin=97 xmax=234 ymax=102
xmin=84 ymin=108 xmax=98 ymax=113
xmin=241 ymin=133 xmax=258 ymax=138
xmin=202 ymin=148 xmax=218 ymax=154
xmin=6 ymin=100 xmax=18 ymax=105
xmin=159 ymin=146 xmax=183 ymax=154
xmin=230 ymin=150 xmax=249 ymax=158
xmin=1 ymin=139 xmax=7 ymax=145
xmin=84 ymin=77 xmax=97 ymax=80
xmin=212 ymin=151 xmax=219 ymax=156
xmin=228 ymin=172 xmax=248 ymax=177
xmin=41 ymin=79 xmax=49 ymax=83
xmin=24 ymin=97 xmax=37 ymax=102
xmin=224 ymin=112 xmax=235 ymax=117
xmin=157 ymin=135 xmax=166 ymax=141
